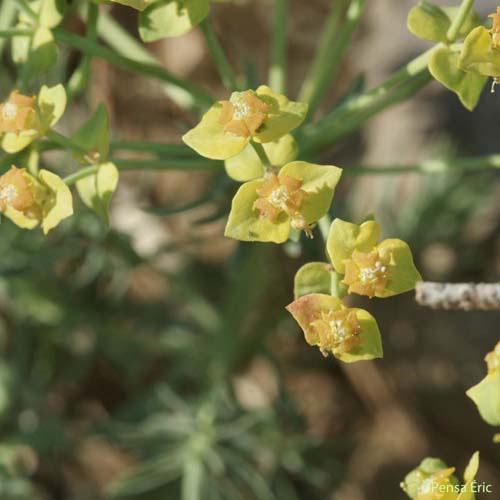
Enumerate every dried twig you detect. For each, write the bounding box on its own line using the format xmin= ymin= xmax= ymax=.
xmin=415 ymin=282 xmax=500 ymax=311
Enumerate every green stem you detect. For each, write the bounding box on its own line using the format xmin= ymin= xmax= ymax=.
xmin=199 ymin=19 xmax=238 ymax=91
xmin=110 ymin=140 xmax=196 ymax=157
xmin=250 ymin=141 xmax=271 ymax=169
xmin=63 ymin=165 xmax=98 ymax=186
xmin=342 ymin=155 xmax=500 ymax=176
xmin=0 ymin=28 xmax=32 ymax=37
xmin=269 ymin=0 xmax=287 ymax=93
xmin=46 ymin=130 xmax=89 ymax=157
xmin=299 ymin=69 xmax=432 ymax=157
xmin=63 ymin=157 xmax=222 ymax=185
xmin=94 ymin=11 xmax=212 ymax=111
xmin=317 ymin=214 xmax=331 ymax=242
xmin=298 ymin=0 xmax=344 ymax=103
xmin=446 ymin=0 xmax=474 ymax=42
xmin=52 ymin=26 xmax=214 ymax=111
xmin=304 ymin=0 xmax=367 ymax=119
xmin=67 ymin=2 xmax=99 ymax=98
xmin=0 ymin=2 xmax=18 ymax=57
xmin=113 ymin=158 xmax=222 ymax=171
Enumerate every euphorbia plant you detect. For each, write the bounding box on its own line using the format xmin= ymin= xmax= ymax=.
xmin=0 ymin=0 xmax=497 ymax=496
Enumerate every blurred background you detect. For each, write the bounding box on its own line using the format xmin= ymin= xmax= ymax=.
xmin=0 ymin=0 xmax=499 ymax=498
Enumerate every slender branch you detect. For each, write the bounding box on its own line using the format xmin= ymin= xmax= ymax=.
xmin=0 ymin=28 xmax=32 ymax=37
xmin=250 ymin=141 xmax=271 ymax=169
xmin=52 ymin=27 xmax=214 ymax=111
xmin=110 ymin=140 xmax=196 ymax=157
xmin=342 ymin=155 xmax=500 ymax=176
xmin=113 ymin=158 xmax=222 ymax=171
xmin=304 ymin=0 xmax=367 ymax=119
xmin=416 ymin=282 xmax=500 ymax=311
xmin=0 ymin=1 xmax=18 ymax=57
xmin=63 ymin=165 xmax=98 ymax=186
xmin=10 ymin=0 xmax=36 ymax=21
xmin=67 ymin=2 xmax=99 ymax=98
xmin=300 ymin=71 xmax=432 ymax=157
xmin=94 ymin=11 xmax=212 ymax=111
xmin=299 ymin=1 xmax=344 ymax=105
xmin=199 ymin=19 xmax=238 ymax=91
xmin=269 ymin=0 xmax=288 ymax=93
xmin=446 ymin=0 xmax=474 ymax=42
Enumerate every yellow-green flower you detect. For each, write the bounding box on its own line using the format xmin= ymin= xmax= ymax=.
xmin=0 ymin=84 xmax=66 ymax=154
xmin=0 ymin=166 xmax=73 ymax=234
xmin=139 ymin=0 xmax=210 ymax=40
xmin=286 ymin=293 xmax=382 ymax=363
xmin=401 ymin=452 xmax=479 ymax=500
xmin=326 ymin=218 xmax=421 ymax=298
xmin=459 ymin=8 xmax=500 ymax=84
xmin=183 ymin=86 xmax=308 ymax=160
xmin=467 ymin=341 xmax=500 ymax=426
xmin=224 ymin=161 xmax=341 ymax=243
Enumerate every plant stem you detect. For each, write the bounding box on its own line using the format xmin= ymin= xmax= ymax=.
xmin=342 ymin=155 xmax=500 ymax=176
xmin=94 ymin=11 xmax=212 ymax=112
xmin=299 ymin=70 xmax=432 ymax=157
xmin=446 ymin=0 xmax=474 ymax=42
xmin=0 ymin=1 xmax=18 ymax=57
xmin=299 ymin=0 xmax=344 ymax=104
xmin=0 ymin=28 xmax=32 ymax=37
xmin=269 ymin=0 xmax=288 ymax=93
xmin=199 ymin=19 xmax=238 ymax=91
xmin=250 ymin=141 xmax=271 ymax=169
xmin=110 ymin=140 xmax=196 ymax=157
xmin=52 ymin=26 xmax=214 ymax=111
xmin=113 ymin=158 xmax=222 ymax=171
xmin=67 ymin=2 xmax=98 ymax=98
xmin=46 ymin=129 xmax=89 ymax=157
xmin=317 ymin=214 xmax=331 ymax=242
xmin=63 ymin=165 xmax=98 ymax=186
xmin=304 ymin=0 xmax=367 ymax=119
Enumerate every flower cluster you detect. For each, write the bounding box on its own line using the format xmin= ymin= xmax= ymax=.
xmin=183 ymin=86 xmax=343 ymax=243
xmin=287 ymin=218 xmax=421 ymax=362
xmin=401 ymin=453 xmax=479 ymax=500
xmin=407 ymin=3 xmax=500 ymax=109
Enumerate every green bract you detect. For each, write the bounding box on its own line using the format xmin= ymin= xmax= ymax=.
xmin=407 ymin=1 xmax=480 ymax=43
xmin=293 ymin=262 xmax=333 ymax=299
xmin=429 ymin=47 xmax=487 ymax=111
xmin=459 ymin=27 xmax=500 ymax=78
xmin=224 ymin=134 xmax=298 ymax=182
xmin=224 ymin=161 xmax=342 ymax=243
xmin=467 ymin=341 xmax=500 ymax=426
xmin=38 ymin=169 xmax=74 ymax=234
xmin=139 ymin=0 xmax=210 ymax=41
xmin=182 ymin=86 xmax=308 ymax=160
xmin=76 ymin=162 xmax=119 ymax=226
xmin=326 ymin=218 xmax=421 ymax=298
xmin=2 ymin=84 xmax=67 ymax=154
xmin=286 ymin=293 xmax=383 ymax=363
xmin=72 ymin=104 xmax=110 ymax=165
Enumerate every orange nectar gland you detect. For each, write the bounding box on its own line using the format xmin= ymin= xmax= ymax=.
xmin=311 ymin=309 xmax=361 ymax=357
xmin=218 ymin=91 xmax=270 ymax=138
xmin=485 ymin=342 xmax=500 ymax=373
xmin=0 ymin=167 xmax=41 ymax=220
xmin=253 ymin=173 xmax=312 ymax=235
xmin=343 ymin=249 xmax=390 ymax=298
xmin=416 ymin=467 xmax=456 ymax=499
xmin=0 ymin=91 xmax=35 ymax=134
